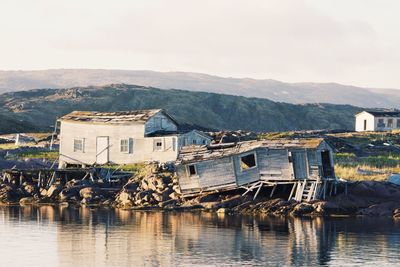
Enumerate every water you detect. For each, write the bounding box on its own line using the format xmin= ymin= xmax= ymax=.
xmin=1 ymin=206 xmax=400 ymax=267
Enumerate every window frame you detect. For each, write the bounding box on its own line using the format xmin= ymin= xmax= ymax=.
xmin=187 ymin=164 xmax=197 ymax=177
xmin=154 ymin=138 xmax=163 ymax=151
xmin=239 ymin=153 xmax=257 ymax=172
xmin=388 ymin=118 xmax=394 ymax=128
xmin=73 ymin=138 xmax=84 ymax=153
xmin=120 ymin=138 xmax=130 ymax=153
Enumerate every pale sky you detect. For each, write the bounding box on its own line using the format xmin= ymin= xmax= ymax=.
xmin=1 ymin=0 xmax=400 ymax=88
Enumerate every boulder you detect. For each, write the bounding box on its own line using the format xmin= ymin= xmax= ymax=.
xmin=358 ymin=201 xmax=398 ymax=216
xmin=19 ymin=197 xmax=37 ymax=205
xmin=290 ymin=203 xmax=314 ymax=216
xmin=312 ymin=201 xmax=341 ymax=215
xmin=46 ymin=184 xmax=62 ymax=199
xmin=79 ymin=186 xmax=100 ymax=199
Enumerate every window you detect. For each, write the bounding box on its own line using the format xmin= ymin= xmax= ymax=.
xmin=397 ymin=119 xmax=400 ymax=128
xmin=377 ymin=119 xmax=385 ymax=128
xmin=73 ymin=139 xmax=84 ymax=152
xmin=120 ymin=139 xmax=129 ymax=153
xmin=388 ymin=119 xmax=393 ymax=128
xmin=187 ymin=165 xmax=197 ymax=176
xmin=363 ymin=119 xmax=367 ymax=131
xmin=240 ymin=153 xmax=256 ymax=170
xmin=154 ymin=139 xmax=163 ymax=151
xmin=192 ymin=139 xmax=197 ymax=145
xmin=202 ymin=139 xmax=206 ymax=145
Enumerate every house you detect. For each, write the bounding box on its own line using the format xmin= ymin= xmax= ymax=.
xmin=175 ymin=138 xmax=336 ymax=201
xmin=58 ymin=109 xmax=212 ymax=167
xmin=355 ymin=111 xmax=400 ymax=132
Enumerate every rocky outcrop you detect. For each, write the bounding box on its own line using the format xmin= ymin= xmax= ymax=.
xmin=114 ymin=165 xmax=182 ymax=209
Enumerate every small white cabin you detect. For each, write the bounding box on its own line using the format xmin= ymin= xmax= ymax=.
xmin=58 ymin=109 xmax=181 ymax=167
xmin=355 ymin=111 xmax=400 ymax=132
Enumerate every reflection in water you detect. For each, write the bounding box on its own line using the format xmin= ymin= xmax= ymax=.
xmin=1 ymin=206 xmax=400 ymax=266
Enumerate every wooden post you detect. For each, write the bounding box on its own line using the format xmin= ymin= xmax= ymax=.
xmin=270 ymin=184 xmax=277 ymax=198
xmin=288 ymin=182 xmax=297 ymax=201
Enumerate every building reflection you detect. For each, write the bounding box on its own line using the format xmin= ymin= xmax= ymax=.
xmin=1 ymin=206 xmax=400 ymax=266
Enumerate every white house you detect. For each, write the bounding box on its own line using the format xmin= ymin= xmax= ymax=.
xmin=355 ymin=111 xmax=400 ymax=132
xmin=58 ymin=109 xmax=212 ymax=167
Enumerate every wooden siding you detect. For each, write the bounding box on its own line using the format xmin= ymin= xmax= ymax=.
xmin=234 ymin=151 xmax=260 ymax=186
xmin=292 ymin=150 xmax=308 ymax=179
xmin=176 ymin=166 xmax=201 ymax=193
xmin=258 ymin=149 xmax=293 ymax=180
xmin=178 ymin=131 xmax=212 ymax=148
xmin=196 ymin=157 xmax=236 ymax=188
xmin=306 ymin=149 xmax=320 ymax=178
xmin=59 ymin=121 xmax=179 ymax=166
xmin=177 ymin=157 xmax=236 ymax=193
xmin=144 ymin=111 xmax=177 ymax=135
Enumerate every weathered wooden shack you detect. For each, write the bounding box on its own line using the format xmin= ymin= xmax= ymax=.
xmin=175 ymin=138 xmax=336 ymax=201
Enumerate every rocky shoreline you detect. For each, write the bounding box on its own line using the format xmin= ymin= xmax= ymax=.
xmin=2 ymin=164 xmax=400 ymax=218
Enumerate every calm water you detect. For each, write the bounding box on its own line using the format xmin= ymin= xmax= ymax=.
xmin=1 ymin=206 xmax=400 ymax=267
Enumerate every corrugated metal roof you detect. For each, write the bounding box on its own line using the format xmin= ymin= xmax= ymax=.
xmin=177 ymin=138 xmax=326 ymax=164
xmin=58 ymin=109 xmax=163 ymax=124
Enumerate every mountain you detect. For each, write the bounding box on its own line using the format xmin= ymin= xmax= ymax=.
xmin=0 ymin=69 xmax=399 ymax=108
xmin=0 ymin=84 xmax=362 ymax=134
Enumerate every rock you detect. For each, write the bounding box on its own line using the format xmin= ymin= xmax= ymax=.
xmin=152 ymin=192 xmax=164 ymax=202
xmin=19 ymin=197 xmax=37 ymax=205
xmin=124 ymin=181 xmax=139 ymax=191
xmin=358 ymin=201 xmax=398 ymax=216
xmin=217 ymin=208 xmax=228 ymax=213
xmin=168 ymin=191 xmax=180 ymax=200
xmin=173 ymin=185 xmax=181 ymax=194
xmin=23 ymin=183 xmax=37 ymax=195
xmin=197 ymin=193 xmax=220 ymax=203
xmin=59 ymin=185 xmax=86 ymax=201
xmin=159 ymin=199 xmax=179 ymax=208
xmin=46 ymin=184 xmax=62 ymax=199
xmin=290 ymin=203 xmax=314 ymax=216
xmin=216 ymin=195 xmax=243 ymax=209
xmin=312 ymin=201 xmax=341 ymax=215
xmin=141 ymin=179 xmax=149 ymax=191
xmin=79 ymin=186 xmax=100 ymax=199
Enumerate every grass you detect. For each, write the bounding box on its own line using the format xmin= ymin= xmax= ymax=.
xmin=334 ymin=152 xmax=400 ymax=181
xmin=101 ymin=163 xmax=146 ymax=173
xmin=16 ymin=150 xmax=59 ymax=161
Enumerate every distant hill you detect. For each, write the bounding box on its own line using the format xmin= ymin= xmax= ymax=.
xmin=0 ymin=69 xmax=399 ymax=108
xmin=0 ymin=84 xmax=362 ymax=134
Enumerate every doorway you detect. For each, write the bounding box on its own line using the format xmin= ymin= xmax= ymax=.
xmin=96 ymin=136 xmax=109 ymax=164
xmin=321 ymin=151 xmax=333 ymax=177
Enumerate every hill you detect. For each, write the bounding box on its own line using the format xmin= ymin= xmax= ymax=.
xmin=0 ymin=84 xmax=361 ymax=134
xmin=0 ymin=69 xmax=399 ymax=108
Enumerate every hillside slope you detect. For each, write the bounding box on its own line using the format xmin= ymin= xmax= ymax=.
xmin=0 ymin=69 xmax=399 ymax=108
xmin=0 ymin=84 xmax=361 ymax=134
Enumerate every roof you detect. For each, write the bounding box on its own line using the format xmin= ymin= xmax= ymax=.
xmin=181 ymin=129 xmax=213 ymax=140
xmin=58 ymin=109 xmax=172 ymax=124
xmin=177 ymin=138 xmax=328 ymax=164
xmin=357 ymin=110 xmax=400 ymax=117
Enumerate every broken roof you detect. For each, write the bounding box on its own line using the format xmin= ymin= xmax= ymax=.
xmin=59 ymin=109 xmax=168 ymax=124
xmin=177 ymin=138 xmax=328 ymax=164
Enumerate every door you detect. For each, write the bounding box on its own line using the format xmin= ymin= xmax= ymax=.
xmin=292 ymin=151 xmax=308 ymax=179
xmin=321 ymin=151 xmax=333 ymax=177
xmin=96 ymin=136 xmax=109 ymax=164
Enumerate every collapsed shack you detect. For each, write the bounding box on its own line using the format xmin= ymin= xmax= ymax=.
xmin=175 ymin=138 xmax=338 ymax=202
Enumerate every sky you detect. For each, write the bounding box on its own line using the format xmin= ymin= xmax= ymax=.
xmin=0 ymin=0 xmax=399 ymax=88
